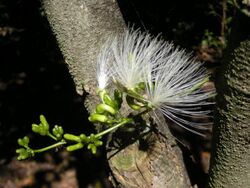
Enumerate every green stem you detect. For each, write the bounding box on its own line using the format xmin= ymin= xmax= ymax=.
xmin=94 ymin=108 xmax=149 ymax=138
xmin=33 ymin=140 xmax=67 ymax=153
xmin=95 ymin=118 xmax=133 ymax=138
xmin=127 ymin=90 xmax=148 ymax=103
xmin=48 ymin=132 xmax=57 ymax=141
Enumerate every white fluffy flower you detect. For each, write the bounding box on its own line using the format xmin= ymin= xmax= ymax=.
xmin=144 ymin=47 xmax=214 ymax=134
xmin=96 ymin=41 xmax=113 ymax=90
xmin=111 ymin=30 xmax=170 ymax=89
xmin=96 ymin=29 xmax=214 ymax=134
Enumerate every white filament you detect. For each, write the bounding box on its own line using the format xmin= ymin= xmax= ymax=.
xmin=111 ymin=30 xmax=172 ymax=89
xmin=96 ymin=41 xmax=113 ymax=90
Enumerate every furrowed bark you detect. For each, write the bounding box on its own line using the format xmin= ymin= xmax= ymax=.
xmin=208 ymin=11 xmax=250 ymax=188
xmin=42 ymin=1 xmax=191 ymax=187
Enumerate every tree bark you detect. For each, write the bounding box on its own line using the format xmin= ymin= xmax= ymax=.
xmin=107 ymin=113 xmax=191 ymax=188
xmin=42 ymin=0 xmax=125 ymax=95
xmin=42 ymin=1 xmax=191 ymax=187
xmin=208 ymin=11 xmax=250 ymax=188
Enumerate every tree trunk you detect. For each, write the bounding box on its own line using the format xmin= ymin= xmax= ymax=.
xmin=42 ymin=0 xmax=191 ymax=187
xmin=107 ymin=113 xmax=191 ymax=188
xmin=208 ymin=11 xmax=250 ymax=188
xmin=42 ymin=0 xmax=125 ymax=95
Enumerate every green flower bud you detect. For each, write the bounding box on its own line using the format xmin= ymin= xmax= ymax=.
xmin=103 ymin=94 xmax=116 ymax=108
xmin=80 ymin=134 xmax=88 ymax=142
xmin=66 ymin=143 xmax=83 ymax=151
xmin=16 ymin=148 xmax=34 ymax=160
xmin=88 ymin=113 xmax=109 ymax=123
xmin=96 ymin=103 xmax=116 ymax=115
xmin=40 ymin=115 xmax=49 ymax=129
xmin=52 ymin=125 xmax=64 ymax=140
xmin=17 ymin=136 xmax=30 ymax=147
xmin=88 ymin=134 xmax=96 ymax=141
xmin=135 ymin=82 xmax=145 ymax=92
xmin=32 ymin=123 xmax=49 ymax=136
xmin=97 ymin=89 xmax=106 ymax=100
xmin=87 ymin=144 xmax=97 ymax=154
xmin=114 ymin=89 xmax=123 ymax=110
xmin=94 ymin=140 xmax=103 ymax=147
xmin=126 ymin=95 xmax=143 ymax=110
xmin=64 ymin=134 xmax=81 ymax=142
xmin=31 ymin=115 xmax=50 ymax=136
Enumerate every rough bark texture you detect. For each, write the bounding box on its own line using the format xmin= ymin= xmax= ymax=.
xmin=108 ymin=137 xmax=187 ymax=188
xmin=208 ymin=12 xmax=250 ymax=188
xmin=107 ymin=114 xmax=191 ymax=188
xmin=42 ymin=1 xmax=191 ymax=187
